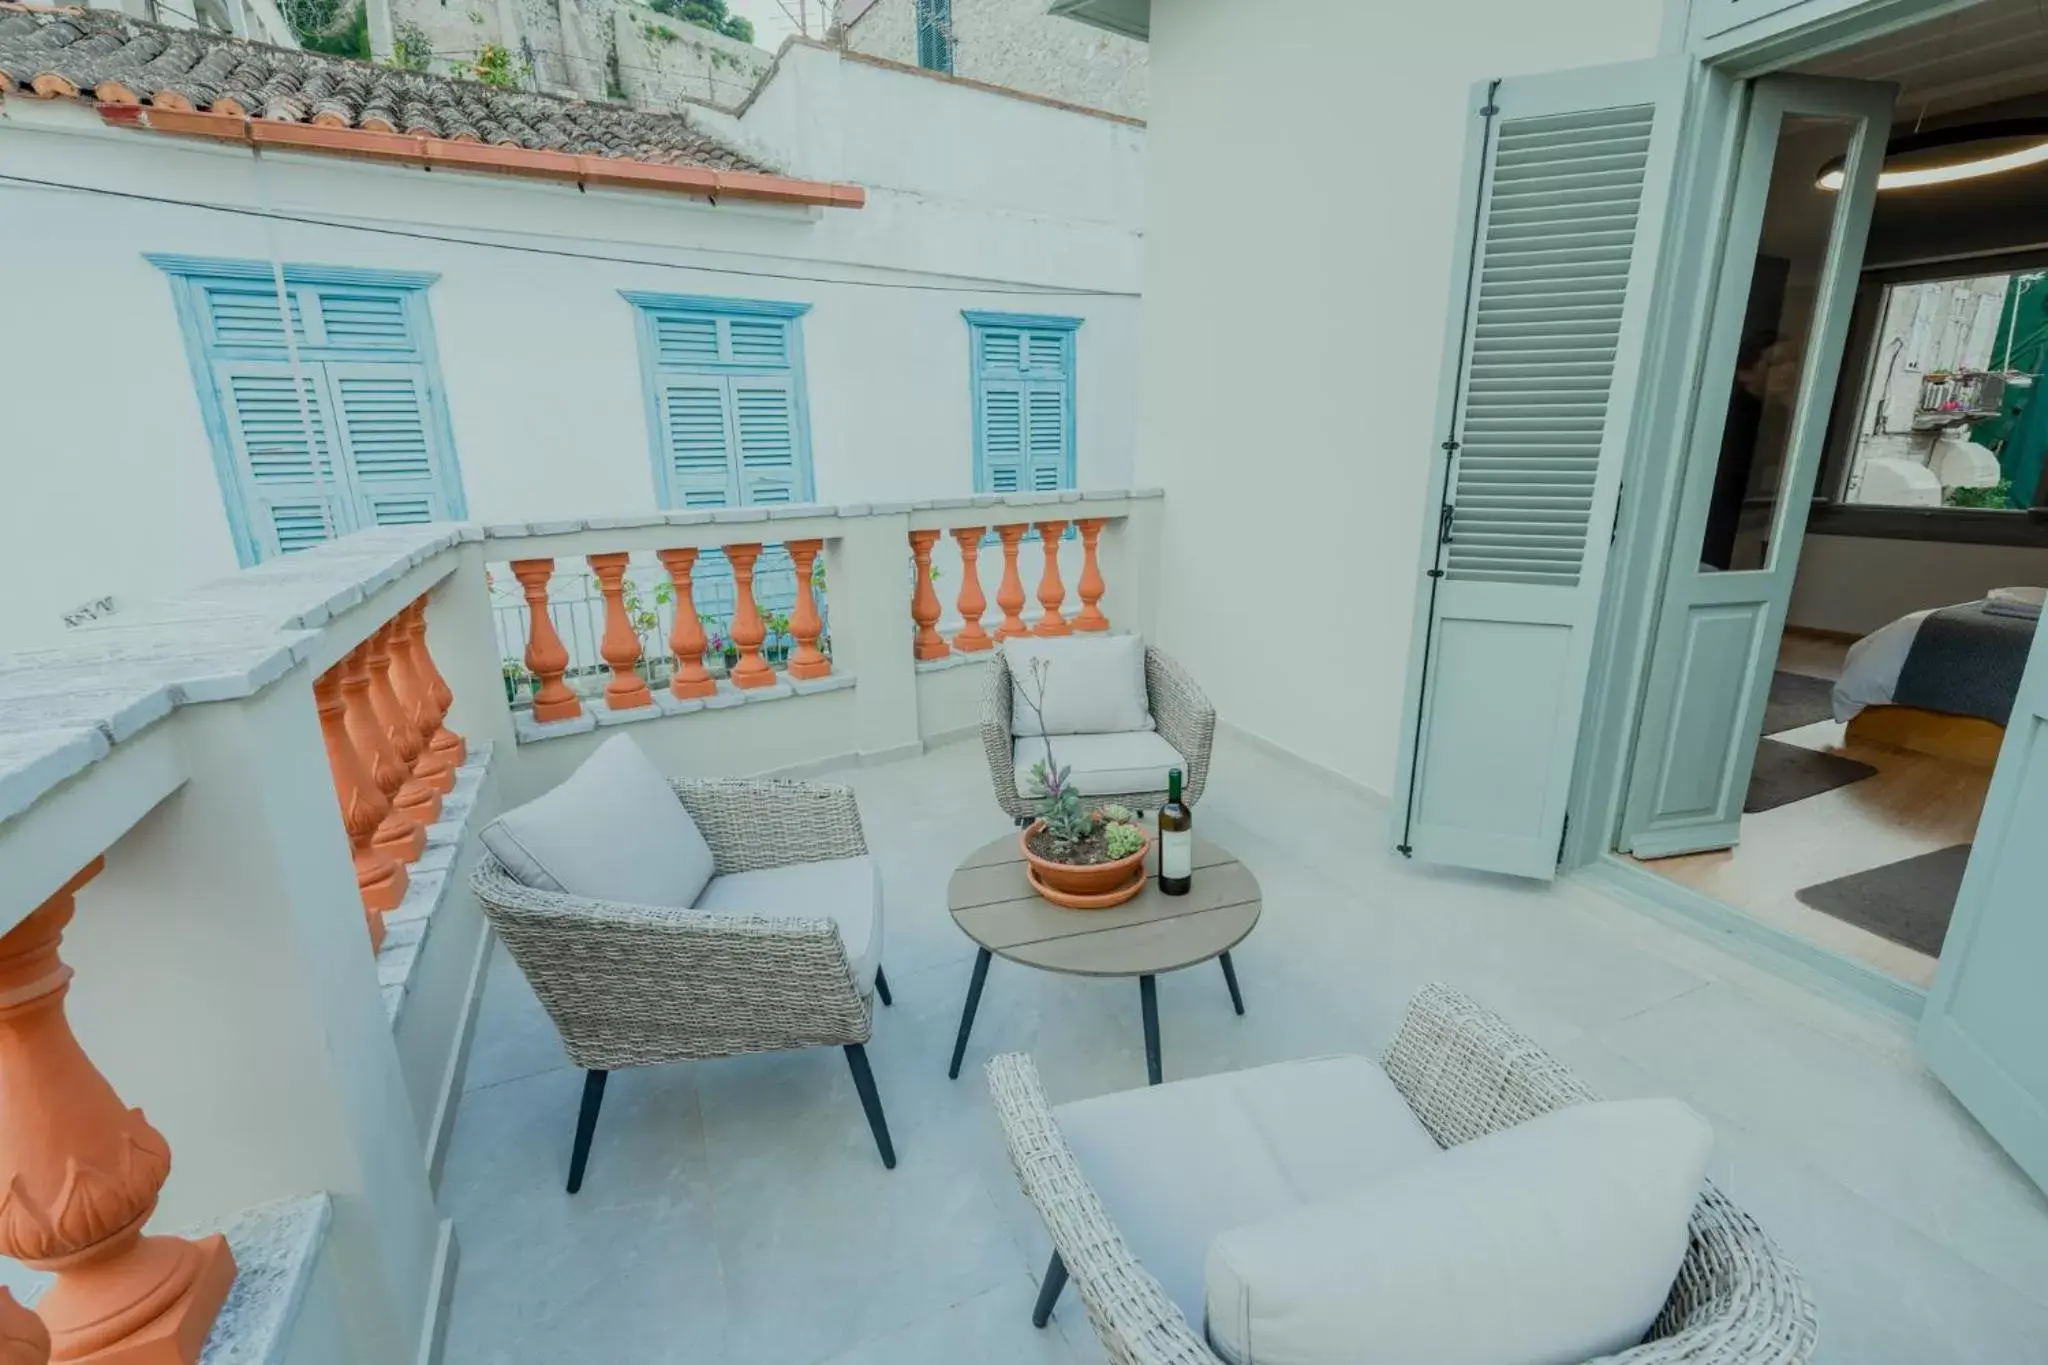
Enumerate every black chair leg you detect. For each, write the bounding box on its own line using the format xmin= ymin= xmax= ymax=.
xmin=566 ymin=1069 xmax=608 ymax=1194
xmin=874 ymin=964 xmax=893 ymax=1007
xmin=1140 ymin=974 xmax=1162 ymax=1085
xmin=844 ymin=1044 xmax=897 ymax=1169
xmin=1219 ymin=950 xmax=1245 ymax=1016
xmin=1031 ymin=1251 xmax=1068 ymax=1328
xmin=948 ymin=947 xmax=993 ymax=1080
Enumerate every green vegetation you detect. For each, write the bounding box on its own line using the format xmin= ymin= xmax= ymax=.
xmin=391 ymin=20 xmax=433 ymax=70
xmin=644 ymin=0 xmax=754 ymax=44
xmin=294 ymin=0 xmax=368 ymax=58
xmin=470 ymin=42 xmax=529 ymax=88
xmin=1948 ymin=480 xmax=2015 ymax=510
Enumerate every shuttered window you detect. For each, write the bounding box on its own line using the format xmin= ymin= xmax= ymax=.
xmin=153 ymin=257 xmax=463 ymax=565
xmin=624 ymin=293 xmax=815 ymax=510
xmin=967 ymin=312 xmax=1079 ymax=494
xmin=1444 ymin=105 xmax=1655 ymax=588
xmin=915 ymin=0 xmax=953 ymax=73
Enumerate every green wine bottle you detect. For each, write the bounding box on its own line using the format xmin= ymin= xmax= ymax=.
xmin=1158 ymin=768 xmax=1191 ymax=896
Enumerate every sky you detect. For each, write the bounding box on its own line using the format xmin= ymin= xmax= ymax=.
xmin=727 ymin=0 xmax=820 ymax=49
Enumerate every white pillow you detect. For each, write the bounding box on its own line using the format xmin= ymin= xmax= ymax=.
xmin=1006 ymin=635 xmax=1151 ymax=737
xmin=1203 ymin=1098 xmax=1712 ymax=1365
xmin=479 ymin=734 xmax=716 ymax=909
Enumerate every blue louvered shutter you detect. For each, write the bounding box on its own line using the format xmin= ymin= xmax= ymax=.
xmin=975 ymin=321 xmax=1073 ymax=493
xmin=312 ymin=288 xmax=414 ymax=350
xmin=732 ymin=374 xmax=800 ymax=504
xmin=659 ymin=376 xmax=740 ymax=508
xmin=326 ymin=361 xmax=451 ymax=527
xmin=1025 ymin=384 xmax=1068 ymax=492
xmin=200 ymin=281 xmax=308 ymax=350
xmin=212 ymin=359 xmax=352 ymax=555
xmin=980 ymin=381 xmax=1027 ymax=493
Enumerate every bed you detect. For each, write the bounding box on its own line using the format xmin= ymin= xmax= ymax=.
xmin=1832 ymin=587 xmax=2043 ymax=765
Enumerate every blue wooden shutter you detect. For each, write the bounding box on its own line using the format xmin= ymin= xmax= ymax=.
xmin=916 ymin=0 xmax=952 ymax=72
xmin=975 ymin=321 xmax=1073 ymax=493
xmin=659 ymin=376 xmax=740 ymax=508
xmin=979 ymin=381 xmax=1026 ymax=493
xmin=212 ymin=358 xmax=351 ymax=556
xmin=326 ymin=361 xmax=451 ymax=527
xmin=732 ymin=374 xmax=800 ymax=504
xmin=311 ymin=288 xmax=414 ymax=350
xmin=1025 ymin=384 xmax=1068 ymax=492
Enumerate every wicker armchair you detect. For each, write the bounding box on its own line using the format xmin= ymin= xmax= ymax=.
xmin=983 ymin=645 xmax=1217 ymax=822
xmin=987 ymin=983 xmax=1816 ymax=1365
xmin=472 ymin=777 xmax=896 ymax=1190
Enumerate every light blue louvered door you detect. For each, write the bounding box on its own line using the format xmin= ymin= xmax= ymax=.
xmin=326 ymin=361 xmax=451 ymax=529
xmin=1391 ymin=59 xmax=1688 ymax=880
xmin=213 ymin=359 xmax=352 ymax=556
xmin=971 ymin=317 xmax=1076 ymax=493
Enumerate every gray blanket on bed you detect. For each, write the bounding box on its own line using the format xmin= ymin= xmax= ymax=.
xmin=1893 ymin=603 xmax=2037 ymax=726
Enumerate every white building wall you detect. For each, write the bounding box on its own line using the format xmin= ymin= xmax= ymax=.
xmin=1134 ymin=0 xmax=1662 ymax=797
xmin=0 ymin=43 xmax=1140 ymax=642
xmin=837 ymin=0 xmax=1146 ymax=119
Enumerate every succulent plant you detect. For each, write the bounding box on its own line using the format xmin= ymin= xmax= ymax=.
xmin=1097 ymin=803 xmax=1137 ymax=825
xmin=1103 ymin=821 xmax=1145 ymax=860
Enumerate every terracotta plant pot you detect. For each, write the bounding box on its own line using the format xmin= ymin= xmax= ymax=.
xmin=1020 ymin=819 xmax=1151 ymax=910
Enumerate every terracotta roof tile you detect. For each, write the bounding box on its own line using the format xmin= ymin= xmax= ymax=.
xmin=0 ymin=7 xmax=774 ymax=174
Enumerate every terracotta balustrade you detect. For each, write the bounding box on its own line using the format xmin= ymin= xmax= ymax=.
xmin=409 ymin=599 xmax=467 ymax=767
xmin=587 ymin=553 xmax=655 ymax=711
xmin=724 ymin=543 xmax=776 ymax=688
xmin=388 ymin=608 xmax=454 ymax=796
xmin=950 ymin=528 xmax=993 ymax=652
xmin=657 ymin=548 xmax=717 ymax=699
xmin=1033 ymin=521 xmax=1071 ymax=636
xmin=314 ymin=665 xmax=403 ymax=949
xmin=342 ymin=642 xmax=425 ymax=865
xmin=511 ymin=559 xmax=582 ymax=724
xmin=786 ymin=539 xmax=832 ymax=680
xmin=993 ymin=524 xmax=1030 ymax=641
xmin=0 ymin=861 xmax=237 ymax=1364
xmin=0 ymin=1289 xmax=47 ymax=1365
xmin=908 ymin=530 xmax=950 ymax=661
xmin=366 ymin=623 xmax=442 ymax=831
xmin=1073 ymin=518 xmax=1110 ymax=632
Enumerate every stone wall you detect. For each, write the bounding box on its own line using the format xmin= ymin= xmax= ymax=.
xmin=836 ymin=0 xmax=1146 ymax=120
xmin=614 ymin=2 xmax=771 ymax=112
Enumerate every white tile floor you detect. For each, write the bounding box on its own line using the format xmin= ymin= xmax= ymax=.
xmin=436 ymin=734 xmax=2048 ymax=1365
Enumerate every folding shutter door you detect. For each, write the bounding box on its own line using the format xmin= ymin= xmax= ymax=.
xmin=326 ymin=361 xmax=450 ymax=527
xmin=212 ymin=358 xmax=351 ymax=556
xmin=1391 ymin=59 xmax=1686 ymax=879
xmin=730 ymin=373 xmax=801 ymax=505
xmin=658 ymin=376 xmax=741 ymax=509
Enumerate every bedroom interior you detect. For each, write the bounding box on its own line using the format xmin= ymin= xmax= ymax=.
xmin=1624 ymin=0 xmax=2048 ymax=991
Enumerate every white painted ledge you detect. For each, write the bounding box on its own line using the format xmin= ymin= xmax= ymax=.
xmin=510 ymin=675 xmax=857 ymax=745
xmin=380 ymin=743 xmax=494 ymax=1027
xmin=191 ymin=1194 xmax=333 ymax=1365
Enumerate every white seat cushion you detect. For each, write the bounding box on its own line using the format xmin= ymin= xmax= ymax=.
xmin=1204 ymin=1098 xmax=1713 ymax=1365
xmin=692 ymin=855 xmax=883 ymax=996
xmin=1005 ymin=635 xmax=1152 ymax=736
xmin=479 ymin=733 xmax=715 ymax=909
xmin=1013 ymin=730 xmax=1186 ymax=799
xmin=1054 ymin=1055 xmax=1441 ymax=1328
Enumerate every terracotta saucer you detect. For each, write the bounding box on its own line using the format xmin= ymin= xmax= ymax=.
xmin=1025 ymin=861 xmax=1146 ymax=910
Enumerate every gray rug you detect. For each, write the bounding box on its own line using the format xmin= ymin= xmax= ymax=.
xmin=1764 ymin=670 xmax=1837 ymax=735
xmin=1794 ymin=843 xmax=1971 ymax=957
xmin=1744 ymin=738 xmax=1877 ymax=813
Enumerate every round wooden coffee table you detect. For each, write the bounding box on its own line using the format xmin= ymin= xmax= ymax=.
xmin=945 ymin=830 xmax=1261 ymax=1086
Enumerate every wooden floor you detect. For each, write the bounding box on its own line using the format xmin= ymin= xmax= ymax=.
xmin=1630 ymin=629 xmax=1990 ymax=989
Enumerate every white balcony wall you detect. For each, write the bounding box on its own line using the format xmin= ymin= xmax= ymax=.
xmin=1133 ymin=0 xmax=1662 ymax=795
xmin=0 ymin=40 xmax=1141 ymax=643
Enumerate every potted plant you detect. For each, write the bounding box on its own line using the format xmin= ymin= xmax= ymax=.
xmin=502 ymin=656 xmax=532 ymax=705
xmin=1016 ymin=658 xmax=1151 ymax=908
xmin=763 ymin=608 xmax=793 ymax=666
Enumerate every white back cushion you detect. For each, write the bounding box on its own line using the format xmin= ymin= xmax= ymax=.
xmin=1204 ymin=1098 xmax=1713 ymax=1365
xmin=480 ymin=734 xmax=716 ymax=909
xmin=1006 ymin=635 xmax=1151 ymax=737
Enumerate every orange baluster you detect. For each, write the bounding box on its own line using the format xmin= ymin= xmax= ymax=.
xmin=511 ymin=559 xmax=581 ymax=723
xmin=725 ymin=543 xmax=775 ymax=688
xmin=1033 ymin=521 xmax=1071 ymax=636
xmin=0 ymin=861 xmax=237 ymax=1365
xmin=908 ymin=530 xmax=950 ymax=661
xmin=950 ymin=528 xmax=993 ymax=652
xmin=1073 ymin=518 xmax=1110 ymax=632
xmin=656 ymin=549 xmax=716 ymax=699
xmin=389 ymin=608 xmax=454 ymax=796
xmin=314 ymin=666 xmax=404 ymax=948
xmin=367 ymin=623 xmax=441 ymax=831
xmin=343 ymin=643 xmax=425 ymax=864
xmin=0 ymin=1288 xmax=48 ymax=1365
xmin=993 ymin=525 xmax=1029 ymax=641
xmin=587 ymin=552 xmax=655 ymax=711
xmin=411 ymin=599 xmax=466 ymax=767
xmin=786 ymin=539 xmax=831 ymax=680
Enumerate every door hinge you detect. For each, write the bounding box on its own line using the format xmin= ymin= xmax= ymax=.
xmin=1438 ymin=502 xmax=1455 ymax=543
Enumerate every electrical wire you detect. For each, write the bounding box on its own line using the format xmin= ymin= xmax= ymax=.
xmin=0 ymin=172 xmax=1141 ymax=299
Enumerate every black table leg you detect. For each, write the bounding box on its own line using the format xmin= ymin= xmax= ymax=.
xmin=948 ymin=947 xmax=993 ymax=1080
xmin=1219 ymin=951 xmax=1245 ymax=1016
xmin=1031 ymin=1250 xmax=1068 ymax=1328
xmin=1140 ymin=974 xmax=1161 ymax=1085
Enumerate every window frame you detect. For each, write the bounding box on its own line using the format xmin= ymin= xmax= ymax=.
xmin=621 ymin=291 xmax=818 ymax=510
xmin=964 ymin=309 xmax=1081 ymax=496
xmin=149 ymin=254 xmax=466 ymax=566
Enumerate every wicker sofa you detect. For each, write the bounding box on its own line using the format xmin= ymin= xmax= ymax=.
xmin=987 ymin=983 xmax=1816 ymax=1365
xmin=982 ymin=644 xmax=1217 ymax=823
xmin=472 ymin=776 xmax=896 ymax=1191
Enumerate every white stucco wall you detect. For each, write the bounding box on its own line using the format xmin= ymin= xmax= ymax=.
xmin=0 ymin=45 xmax=1140 ymax=641
xmin=837 ymin=0 xmax=1146 ymax=119
xmin=1134 ymin=0 xmax=1663 ymax=797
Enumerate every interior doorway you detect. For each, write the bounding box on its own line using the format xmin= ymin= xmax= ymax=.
xmin=1619 ymin=1 xmax=2048 ymax=989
